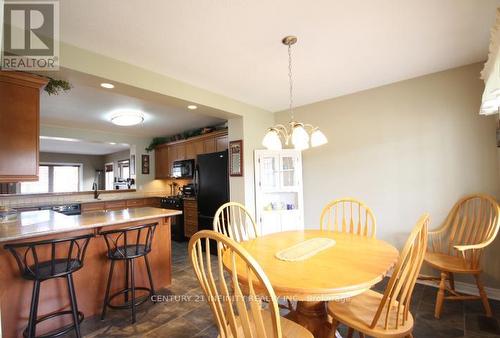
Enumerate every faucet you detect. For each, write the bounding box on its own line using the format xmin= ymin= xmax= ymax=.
xmin=92 ymin=182 xmax=100 ymax=200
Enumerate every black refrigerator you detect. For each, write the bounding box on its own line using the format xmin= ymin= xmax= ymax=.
xmin=195 ymin=150 xmax=229 ymax=233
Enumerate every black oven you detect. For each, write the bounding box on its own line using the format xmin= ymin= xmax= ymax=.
xmin=172 ymin=159 xmax=194 ymax=179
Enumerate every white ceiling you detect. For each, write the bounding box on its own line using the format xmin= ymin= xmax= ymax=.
xmin=40 ymin=72 xmax=227 ymax=138
xmin=40 ymin=137 xmax=129 ymax=155
xmin=59 ymin=0 xmax=500 ymax=112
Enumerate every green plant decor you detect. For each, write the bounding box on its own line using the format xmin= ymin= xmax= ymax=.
xmin=146 ymin=124 xmax=227 ymax=152
xmin=44 ymin=77 xmax=72 ymax=95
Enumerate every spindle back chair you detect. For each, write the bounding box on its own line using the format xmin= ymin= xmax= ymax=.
xmin=328 ymin=214 xmax=429 ymax=338
xmin=189 ymin=230 xmax=312 ymax=338
xmin=214 ymin=202 xmax=259 ymax=242
xmin=423 ymin=194 xmax=500 ymax=318
xmin=320 ymin=198 xmax=376 ymax=238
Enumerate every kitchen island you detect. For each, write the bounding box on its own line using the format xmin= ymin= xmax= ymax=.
xmin=0 ymin=207 xmax=182 ymax=338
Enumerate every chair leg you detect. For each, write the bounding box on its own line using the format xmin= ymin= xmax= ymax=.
xmin=130 ymin=259 xmax=137 ymax=323
xmin=27 ymin=280 xmax=40 ymax=338
xmin=347 ymin=327 xmax=354 ymax=338
xmin=448 ymin=272 xmax=455 ymax=291
xmin=435 ymin=272 xmax=447 ymax=319
xmin=358 ymin=333 xmax=365 ymax=338
xmin=144 ymin=255 xmax=156 ymax=297
xmin=474 ymin=274 xmax=492 ymax=317
xmin=101 ymin=260 xmax=115 ymax=320
xmin=330 ymin=318 xmax=339 ymax=338
xmin=67 ymin=274 xmax=82 ymax=338
xmin=124 ymin=259 xmax=129 ymax=303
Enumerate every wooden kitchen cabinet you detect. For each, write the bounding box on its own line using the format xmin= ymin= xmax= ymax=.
xmin=82 ymin=197 xmax=158 ymax=213
xmin=154 ymin=130 xmax=228 ymax=178
xmin=174 ymin=144 xmax=186 ymax=161
xmin=155 ymin=145 xmax=170 ymax=179
xmin=203 ymin=138 xmax=216 ymax=153
xmin=104 ymin=200 xmax=127 ymax=210
xmin=183 ymin=199 xmax=198 ymax=238
xmin=0 ymin=72 xmax=48 ymax=182
xmin=126 ymin=198 xmax=145 ymax=207
xmin=185 ymin=140 xmax=204 ymax=160
xmin=81 ymin=202 xmax=105 ymax=213
xmin=215 ymin=134 xmax=228 ymax=152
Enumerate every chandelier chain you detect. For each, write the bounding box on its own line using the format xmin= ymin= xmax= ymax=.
xmin=288 ymin=43 xmax=294 ymax=121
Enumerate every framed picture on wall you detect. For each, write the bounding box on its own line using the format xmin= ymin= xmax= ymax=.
xmin=141 ymin=154 xmax=150 ymax=175
xmin=229 ymin=140 xmax=243 ymax=176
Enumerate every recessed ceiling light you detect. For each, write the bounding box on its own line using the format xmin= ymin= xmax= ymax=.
xmin=40 ymin=136 xmax=80 ymax=142
xmin=100 ymin=83 xmax=114 ymax=89
xmin=110 ymin=111 xmax=144 ymax=126
xmin=109 ymin=142 xmax=117 ymax=145
xmin=187 ymin=105 xmax=198 ymax=110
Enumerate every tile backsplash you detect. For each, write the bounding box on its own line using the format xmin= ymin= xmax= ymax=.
xmin=0 ymin=190 xmax=169 ymax=209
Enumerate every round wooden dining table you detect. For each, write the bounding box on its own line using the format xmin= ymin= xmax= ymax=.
xmin=227 ymin=230 xmax=399 ymax=338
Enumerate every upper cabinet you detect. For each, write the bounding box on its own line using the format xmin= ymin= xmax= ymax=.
xmin=0 ymin=72 xmax=48 ymax=182
xmin=155 ymin=130 xmax=228 ymax=179
xmin=154 ymin=145 xmax=170 ymax=179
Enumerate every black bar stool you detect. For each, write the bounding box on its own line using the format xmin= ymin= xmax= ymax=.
xmin=4 ymin=233 xmax=94 ymax=338
xmin=100 ymin=223 xmax=158 ymax=323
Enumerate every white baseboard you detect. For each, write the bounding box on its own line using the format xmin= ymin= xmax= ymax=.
xmin=416 ymin=278 xmax=500 ymax=301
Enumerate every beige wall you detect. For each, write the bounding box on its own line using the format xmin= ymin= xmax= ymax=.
xmin=40 ymin=152 xmax=105 ymax=191
xmin=275 ymin=63 xmax=500 ymax=287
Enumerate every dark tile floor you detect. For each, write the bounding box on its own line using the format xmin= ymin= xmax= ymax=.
xmin=77 ymin=241 xmax=500 ymax=338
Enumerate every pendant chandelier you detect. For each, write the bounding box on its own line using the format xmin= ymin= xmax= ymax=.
xmin=262 ymin=36 xmax=327 ymax=151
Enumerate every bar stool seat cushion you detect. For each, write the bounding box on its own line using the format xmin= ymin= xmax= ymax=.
xmin=109 ymin=244 xmax=150 ymax=260
xmin=24 ymin=258 xmax=82 ymax=280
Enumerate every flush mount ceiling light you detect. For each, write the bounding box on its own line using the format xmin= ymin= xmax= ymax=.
xmin=100 ymin=82 xmax=114 ymax=89
xmin=262 ymin=36 xmax=327 ymax=151
xmin=187 ymin=105 xmax=198 ymax=110
xmin=110 ymin=111 xmax=144 ymax=126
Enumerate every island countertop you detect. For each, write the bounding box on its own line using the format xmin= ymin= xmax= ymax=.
xmin=0 ymin=207 xmax=182 ymax=243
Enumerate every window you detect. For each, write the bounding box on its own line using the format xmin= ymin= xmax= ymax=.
xmin=105 ymin=163 xmax=114 ymax=190
xmin=20 ymin=166 xmax=50 ymax=193
xmin=118 ymin=159 xmax=130 ymax=179
xmin=20 ymin=164 xmax=81 ymax=193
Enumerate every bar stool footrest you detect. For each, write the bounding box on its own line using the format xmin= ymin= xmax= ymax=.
xmin=106 ymin=287 xmax=153 ymax=310
xmin=23 ymin=310 xmax=84 ymax=338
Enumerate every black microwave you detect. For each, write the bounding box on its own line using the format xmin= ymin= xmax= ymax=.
xmin=172 ymin=159 xmax=195 ymax=178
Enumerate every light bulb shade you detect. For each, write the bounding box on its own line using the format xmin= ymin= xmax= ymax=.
xmin=311 ymin=129 xmax=328 ymax=147
xmin=262 ymin=129 xmax=282 ymax=150
xmin=110 ymin=112 xmax=144 ymax=126
xmin=291 ymin=124 xmax=309 ymax=150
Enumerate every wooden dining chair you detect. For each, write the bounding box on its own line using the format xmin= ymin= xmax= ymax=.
xmin=189 ymin=230 xmax=313 ymax=338
xmin=423 ymin=194 xmax=500 ymax=318
xmin=319 ymin=198 xmax=377 ymax=238
xmin=214 ymin=202 xmax=259 ymax=242
xmin=328 ymin=213 xmax=429 ymax=338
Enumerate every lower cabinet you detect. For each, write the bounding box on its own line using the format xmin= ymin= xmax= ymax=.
xmin=81 ymin=197 xmax=159 ymax=214
xmin=104 ymin=200 xmax=127 ymax=210
xmin=183 ymin=199 xmax=198 ymax=238
xmin=81 ymin=202 xmax=105 ymax=213
xmin=126 ymin=198 xmax=145 ymax=208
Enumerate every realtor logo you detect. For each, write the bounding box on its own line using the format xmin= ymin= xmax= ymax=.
xmin=2 ymin=1 xmax=59 ymax=70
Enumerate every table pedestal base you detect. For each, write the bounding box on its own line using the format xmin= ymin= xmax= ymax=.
xmin=286 ymin=301 xmax=335 ymax=338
